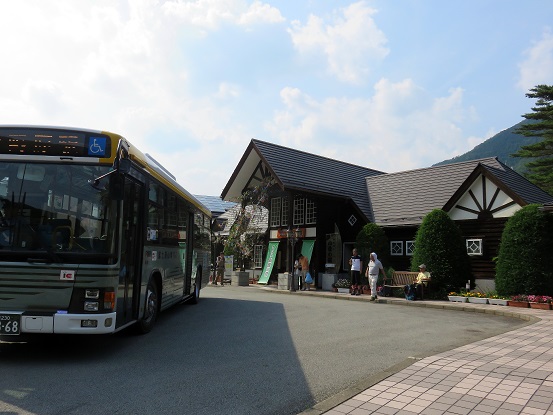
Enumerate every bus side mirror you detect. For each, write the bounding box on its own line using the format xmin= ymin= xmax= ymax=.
xmin=118 ymin=158 xmax=131 ymax=174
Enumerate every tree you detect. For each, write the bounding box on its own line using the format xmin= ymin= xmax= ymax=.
xmin=410 ymin=209 xmax=471 ymax=295
xmin=495 ymin=204 xmax=553 ymax=296
xmin=224 ymin=178 xmax=272 ymax=270
xmin=355 ymin=223 xmax=389 ymax=267
xmin=513 ymin=84 xmax=553 ymax=194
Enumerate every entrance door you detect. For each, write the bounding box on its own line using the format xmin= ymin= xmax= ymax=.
xmin=116 ymin=177 xmax=144 ymax=326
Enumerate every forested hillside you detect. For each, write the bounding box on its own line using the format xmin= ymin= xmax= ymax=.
xmin=434 ymin=120 xmax=541 ymax=174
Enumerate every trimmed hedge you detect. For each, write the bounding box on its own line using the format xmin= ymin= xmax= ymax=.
xmin=356 ymin=223 xmax=389 ymax=267
xmin=410 ymin=209 xmax=471 ymax=293
xmin=495 ymin=204 xmax=553 ymax=296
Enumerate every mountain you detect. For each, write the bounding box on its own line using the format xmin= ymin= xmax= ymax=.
xmin=433 ymin=120 xmax=541 ymax=174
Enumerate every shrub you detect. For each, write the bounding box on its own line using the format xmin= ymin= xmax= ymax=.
xmin=410 ymin=209 xmax=471 ymax=293
xmin=495 ymin=204 xmax=553 ymax=296
xmin=356 ymin=223 xmax=389 ymax=267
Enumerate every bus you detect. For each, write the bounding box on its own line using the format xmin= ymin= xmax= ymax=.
xmin=0 ymin=125 xmax=211 ymax=336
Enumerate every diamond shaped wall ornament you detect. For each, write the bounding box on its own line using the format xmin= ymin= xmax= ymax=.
xmin=348 ymin=215 xmax=357 ymax=226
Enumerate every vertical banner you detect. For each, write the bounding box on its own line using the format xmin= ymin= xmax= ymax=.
xmin=301 ymin=239 xmax=315 ymax=264
xmin=258 ymin=241 xmax=280 ymax=284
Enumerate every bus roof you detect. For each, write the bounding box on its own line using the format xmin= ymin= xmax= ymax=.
xmin=0 ymin=125 xmax=211 ymax=217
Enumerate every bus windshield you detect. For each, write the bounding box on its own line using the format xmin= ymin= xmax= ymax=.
xmin=0 ymin=162 xmax=118 ymax=264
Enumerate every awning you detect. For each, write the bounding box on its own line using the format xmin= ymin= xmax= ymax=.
xmin=258 ymin=241 xmax=280 ymax=284
xmin=301 ymin=239 xmax=315 ymax=263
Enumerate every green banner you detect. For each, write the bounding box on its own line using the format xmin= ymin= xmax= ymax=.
xmin=301 ymin=239 xmax=315 ymax=263
xmin=258 ymin=241 xmax=280 ymax=284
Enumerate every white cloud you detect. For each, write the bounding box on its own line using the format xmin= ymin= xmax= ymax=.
xmin=288 ymin=1 xmax=389 ymax=84
xmin=266 ymin=80 xmax=478 ymax=173
xmin=517 ymin=28 xmax=553 ymax=91
xmin=162 ymin=0 xmax=284 ymax=31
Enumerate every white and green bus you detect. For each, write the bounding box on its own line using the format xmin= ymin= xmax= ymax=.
xmin=0 ymin=126 xmax=211 ymax=336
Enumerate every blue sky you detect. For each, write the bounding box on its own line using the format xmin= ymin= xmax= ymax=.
xmin=1 ymin=1 xmax=552 ymax=197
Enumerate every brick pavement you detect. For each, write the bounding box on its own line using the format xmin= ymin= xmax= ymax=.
xmin=253 ymin=285 xmax=553 ymax=415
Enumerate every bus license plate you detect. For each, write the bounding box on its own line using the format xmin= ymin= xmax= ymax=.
xmin=0 ymin=314 xmax=20 ymax=335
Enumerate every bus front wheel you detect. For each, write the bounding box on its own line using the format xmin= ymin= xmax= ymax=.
xmin=137 ymin=280 xmax=159 ymax=334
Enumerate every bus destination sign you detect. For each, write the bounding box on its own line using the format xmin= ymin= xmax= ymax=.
xmin=0 ymin=128 xmax=111 ymax=158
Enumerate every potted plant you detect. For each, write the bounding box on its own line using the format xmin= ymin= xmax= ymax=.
xmin=447 ymin=292 xmax=467 ymax=303
xmin=333 ymin=279 xmax=351 ymax=294
xmin=488 ymin=293 xmax=509 ymax=306
xmin=509 ymin=294 xmax=530 ymax=308
xmin=528 ymin=295 xmax=552 ymax=310
xmin=465 ymin=291 xmax=489 ymax=304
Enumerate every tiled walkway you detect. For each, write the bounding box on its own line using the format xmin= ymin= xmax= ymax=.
xmin=253 ymin=285 xmax=553 ymax=415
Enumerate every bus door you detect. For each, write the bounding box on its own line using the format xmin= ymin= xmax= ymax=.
xmin=183 ymin=210 xmax=195 ymax=296
xmin=116 ymin=177 xmax=144 ymax=327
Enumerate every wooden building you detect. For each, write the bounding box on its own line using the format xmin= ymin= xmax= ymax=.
xmin=221 ymin=139 xmax=553 ymax=289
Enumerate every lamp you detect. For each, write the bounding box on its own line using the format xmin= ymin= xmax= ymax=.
xmin=286 ymin=227 xmax=302 ymax=292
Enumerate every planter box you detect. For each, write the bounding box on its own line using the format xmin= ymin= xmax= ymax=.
xmin=529 ymin=302 xmax=552 ymax=310
xmin=337 ymin=288 xmax=350 ymax=294
xmin=467 ymin=297 xmax=489 ymax=304
xmin=231 ymin=271 xmax=250 ymax=286
xmin=509 ymin=301 xmax=529 ymax=308
xmin=488 ymin=298 xmax=509 ymax=306
xmin=448 ymin=295 xmax=467 ymax=303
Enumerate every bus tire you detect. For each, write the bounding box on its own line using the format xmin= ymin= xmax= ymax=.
xmin=137 ymin=279 xmax=159 ymax=334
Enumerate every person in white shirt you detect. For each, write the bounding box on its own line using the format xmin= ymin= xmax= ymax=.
xmin=365 ymin=252 xmax=385 ymax=301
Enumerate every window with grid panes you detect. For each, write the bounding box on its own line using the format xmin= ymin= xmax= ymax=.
xmin=270 ymin=197 xmax=281 ymax=227
xmin=293 ymin=196 xmax=305 ymax=225
xmin=253 ymin=245 xmax=263 ymax=268
xmin=281 ymin=197 xmax=289 ymax=227
xmin=306 ymin=198 xmax=317 ymax=224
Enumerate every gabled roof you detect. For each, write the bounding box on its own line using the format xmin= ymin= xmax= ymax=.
xmin=216 ymin=204 xmax=268 ymax=236
xmin=194 ymin=195 xmax=236 ymax=218
xmin=366 ymin=157 xmax=553 ymax=227
xmin=221 ymin=139 xmax=385 ymax=221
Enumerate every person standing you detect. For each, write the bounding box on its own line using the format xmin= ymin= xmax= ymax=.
xmin=215 ymin=252 xmax=225 ymax=286
xmin=365 ymin=252 xmax=385 ymax=301
xmin=299 ymin=254 xmax=309 ymax=290
xmin=349 ymin=248 xmax=363 ymax=296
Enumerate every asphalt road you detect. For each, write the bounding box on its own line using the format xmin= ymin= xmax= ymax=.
xmin=0 ymin=286 xmax=526 ymax=415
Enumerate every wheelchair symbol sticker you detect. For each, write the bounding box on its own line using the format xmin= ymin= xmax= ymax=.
xmin=88 ymin=137 xmax=107 ymax=156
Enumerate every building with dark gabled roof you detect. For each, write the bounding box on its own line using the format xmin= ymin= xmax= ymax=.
xmin=366 ymin=157 xmax=553 ymax=289
xmin=221 ymin=139 xmax=384 ymax=283
xmin=222 ymin=140 xmax=553 ymax=290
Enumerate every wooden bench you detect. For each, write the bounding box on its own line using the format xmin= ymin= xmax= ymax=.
xmin=382 ymin=271 xmax=431 ymax=299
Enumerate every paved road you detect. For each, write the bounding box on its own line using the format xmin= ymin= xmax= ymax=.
xmin=0 ymin=286 xmax=526 ymax=415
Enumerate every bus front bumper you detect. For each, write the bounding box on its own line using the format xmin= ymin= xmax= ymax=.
xmin=19 ymin=312 xmax=117 ymax=334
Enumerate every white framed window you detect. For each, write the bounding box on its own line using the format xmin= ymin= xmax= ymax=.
xmin=270 ymin=197 xmax=281 ymax=227
xmin=466 ymin=239 xmax=483 ymax=256
xmin=281 ymin=197 xmax=289 ymax=227
xmin=390 ymin=241 xmax=403 ymax=256
xmin=306 ymin=199 xmax=317 ymax=224
xmin=348 ymin=215 xmax=357 ymax=226
xmin=253 ymin=245 xmax=263 ymax=268
xmin=406 ymin=241 xmax=415 ymax=256
xmin=293 ymin=196 xmax=305 ymax=225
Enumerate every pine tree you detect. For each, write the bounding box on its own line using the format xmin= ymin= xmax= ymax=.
xmin=513 ymin=85 xmax=553 ymax=194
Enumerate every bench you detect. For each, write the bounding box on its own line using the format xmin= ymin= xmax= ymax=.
xmin=382 ymin=271 xmax=431 ymax=299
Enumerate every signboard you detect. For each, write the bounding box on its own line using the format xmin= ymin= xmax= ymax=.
xmin=258 ymin=241 xmax=280 ymax=284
